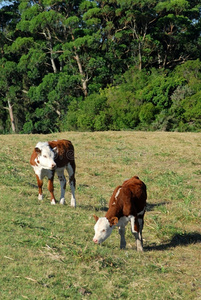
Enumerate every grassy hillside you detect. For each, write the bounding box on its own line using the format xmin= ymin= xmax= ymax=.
xmin=0 ymin=131 xmax=200 ymax=299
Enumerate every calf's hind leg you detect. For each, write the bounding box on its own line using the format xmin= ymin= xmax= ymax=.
xmin=130 ymin=216 xmax=143 ymax=252
xmin=56 ymin=168 xmax=66 ymax=205
xmin=66 ymin=162 xmax=76 ymax=207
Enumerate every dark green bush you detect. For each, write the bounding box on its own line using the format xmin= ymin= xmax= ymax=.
xmin=58 ymin=60 xmax=201 ymax=132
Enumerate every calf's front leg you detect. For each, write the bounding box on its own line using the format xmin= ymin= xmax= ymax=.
xmin=36 ymin=175 xmax=43 ymax=200
xmin=119 ymin=226 xmax=126 ymax=249
xmin=48 ymin=174 xmax=56 ymax=205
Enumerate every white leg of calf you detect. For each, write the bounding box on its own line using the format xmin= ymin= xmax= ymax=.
xmin=137 ymin=240 xmax=143 ymax=252
xmin=60 ymin=198 xmax=65 ymax=205
xmin=38 ymin=194 xmax=43 ymax=200
xmin=130 ymin=216 xmax=137 ymax=233
xmin=138 ymin=218 xmax=144 ymax=248
xmin=66 ymin=163 xmax=76 ymax=207
xmin=70 ymin=182 xmax=76 ymax=207
xmin=60 ymin=176 xmax=66 ymax=197
xmin=133 ymin=232 xmax=143 ymax=252
xmin=56 ymin=170 xmax=66 ymax=205
xmin=119 ymin=226 xmax=126 ymax=249
xmin=130 ymin=217 xmax=144 ymax=251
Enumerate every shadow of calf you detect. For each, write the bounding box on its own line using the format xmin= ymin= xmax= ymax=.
xmin=144 ymin=232 xmax=201 ymax=251
xmin=146 ymin=202 xmax=168 ymax=212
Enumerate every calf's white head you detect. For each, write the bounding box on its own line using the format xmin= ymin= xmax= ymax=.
xmin=93 ymin=215 xmax=118 ymax=244
xmin=35 ymin=142 xmax=57 ymax=170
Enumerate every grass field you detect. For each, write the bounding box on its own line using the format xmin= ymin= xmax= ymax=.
xmin=0 ymin=131 xmax=200 ymax=299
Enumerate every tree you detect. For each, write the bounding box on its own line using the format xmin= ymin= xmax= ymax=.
xmin=115 ymin=0 xmax=159 ymax=70
xmin=0 ymin=0 xmax=201 ymax=133
xmin=153 ymin=0 xmax=201 ymax=68
xmin=0 ymin=1 xmax=21 ymax=132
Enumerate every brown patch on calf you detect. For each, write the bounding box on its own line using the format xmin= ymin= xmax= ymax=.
xmin=109 ymin=216 xmax=118 ymax=226
xmin=35 ymin=147 xmax=41 ymax=155
xmin=134 ymin=218 xmax=140 ymax=232
xmin=48 ymin=140 xmax=75 ymax=166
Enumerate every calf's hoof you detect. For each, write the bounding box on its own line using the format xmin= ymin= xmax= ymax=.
xmin=51 ymin=199 xmax=56 ymax=205
xmin=71 ymin=198 xmax=76 ymax=208
xmin=60 ymin=198 xmax=65 ymax=205
xmin=38 ymin=194 xmax=43 ymax=200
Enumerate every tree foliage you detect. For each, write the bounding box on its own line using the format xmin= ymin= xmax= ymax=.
xmin=0 ymin=0 xmax=201 ymax=133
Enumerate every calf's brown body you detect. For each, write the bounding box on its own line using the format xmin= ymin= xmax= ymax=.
xmin=93 ymin=176 xmax=147 ymax=251
xmin=30 ymin=139 xmax=76 ymax=206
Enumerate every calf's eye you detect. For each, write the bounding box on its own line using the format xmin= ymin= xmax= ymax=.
xmin=102 ymin=229 xmax=106 ymax=232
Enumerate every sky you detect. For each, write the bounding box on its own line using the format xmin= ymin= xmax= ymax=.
xmin=0 ymin=1 xmax=13 ymax=9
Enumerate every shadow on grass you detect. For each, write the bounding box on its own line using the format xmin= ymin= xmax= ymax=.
xmin=83 ymin=201 xmax=168 ymax=213
xmin=144 ymin=232 xmax=201 ymax=251
xmin=146 ymin=202 xmax=168 ymax=211
xmin=79 ymin=204 xmax=108 ymax=212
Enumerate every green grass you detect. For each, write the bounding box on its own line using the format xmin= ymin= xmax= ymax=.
xmin=0 ymin=131 xmax=200 ymax=299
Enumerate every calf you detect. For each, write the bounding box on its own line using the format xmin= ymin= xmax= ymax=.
xmin=30 ymin=139 xmax=76 ymax=206
xmin=93 ymin=176 xmax=147 ymax=251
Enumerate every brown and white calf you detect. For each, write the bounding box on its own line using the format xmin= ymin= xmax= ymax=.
xmin=93 ymin=176 xmax=147 ymax=251
xmin=30 ymin=139 xmax=76 ymax=206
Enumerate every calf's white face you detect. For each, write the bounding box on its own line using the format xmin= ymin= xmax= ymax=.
xmin=35 ymin=142 xmax=56 ymax=170
xmin=93 ymin=217 xmax=113 ymax=244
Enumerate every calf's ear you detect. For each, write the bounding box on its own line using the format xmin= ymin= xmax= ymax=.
xmin=93 ymin=215 xmax=99 ymax=222
xmin=53 ymin=146 xmax=58 ymax=153
xmin=110 ymin=217 xmax=118 ymax=226
xmin=35 ymin=147 xmax=41 ymax=155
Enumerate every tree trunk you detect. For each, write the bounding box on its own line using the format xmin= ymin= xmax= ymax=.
xmin=43 ymin=28 xmax=57 ymax=73
xmin=50 ymin=48 xmax=57 ymax=74
xmin=74 ymin=52 xmax=88 ymax=97
xmin=138 ymin=42 xmax=142 ymax=71
xmin=8 ymin=100 xmax=16 ymax=133
xmin=71 ymin=33 xmax=88 ymax=97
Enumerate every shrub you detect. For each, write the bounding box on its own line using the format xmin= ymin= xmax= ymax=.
xmin=139 ymin=103 xmax=156 ymax=124
xmin=64 ymin=94 xmax=108 ymax=131
xmin=61 ymin=61 xmax=201 ymax=132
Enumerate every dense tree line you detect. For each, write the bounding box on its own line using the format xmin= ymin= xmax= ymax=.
xmin=0 ymin=0 xmax=201 ymax=133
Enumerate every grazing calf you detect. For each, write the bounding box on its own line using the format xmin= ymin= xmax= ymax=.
xmin=30 ymin=139 xmax=76 ymax=206
xmin=93 ymin=176 xmax=147 ymax=251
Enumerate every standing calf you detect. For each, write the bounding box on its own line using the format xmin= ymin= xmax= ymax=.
xmin=93 ymin=176 xmax=147 ymax=251
xmin=30 ymin=139 xmax=76 ymax=206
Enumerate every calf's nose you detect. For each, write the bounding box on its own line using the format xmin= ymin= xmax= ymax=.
xmin=52 ymin=163 xmax=56 ymax=169
xmin=93 ymin=238 xmax=98 ymax=244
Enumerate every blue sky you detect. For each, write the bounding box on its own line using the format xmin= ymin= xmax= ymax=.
xmin=0 ymin=1 xmax=12 ymax=8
